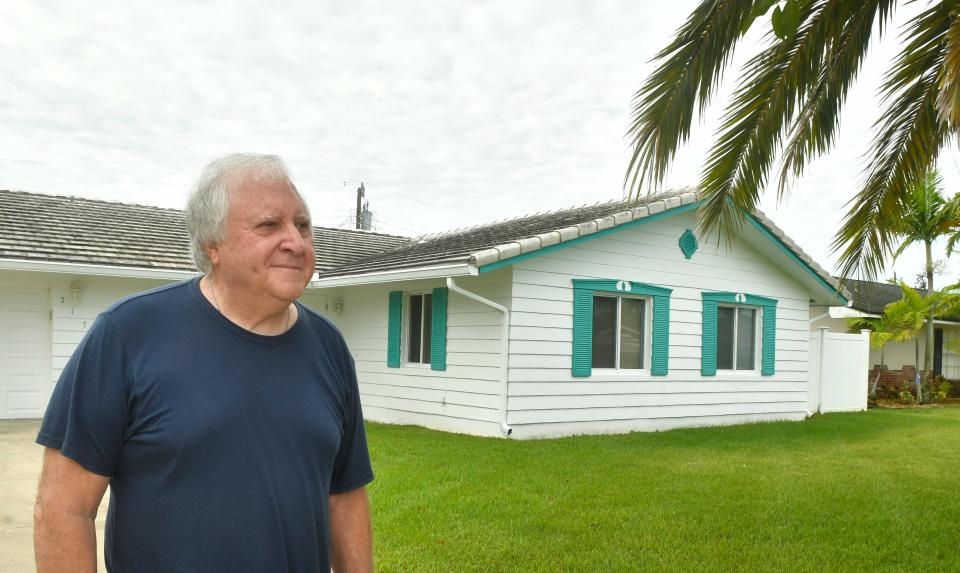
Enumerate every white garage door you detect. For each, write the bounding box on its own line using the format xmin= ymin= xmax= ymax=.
xmin=0 ymin=287 xmax=51 ymax=419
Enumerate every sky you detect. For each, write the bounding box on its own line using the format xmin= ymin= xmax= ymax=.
xmin=2 ymin=0 xmax=959 ymax=287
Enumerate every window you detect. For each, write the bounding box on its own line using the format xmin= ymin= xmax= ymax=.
xmin=387 ymin=288 xmax=448 ymax=370
xmin=591 ymin=295 xmax=647 ymax=370
xmin=716 ymin=306 xmax=756 ymax=371
xmin=571 ymin=279 xmax=672 ymax=377
xmin=701 ymin=292 xmax=777 ymax=376
xmin=407 ymin=293 xmax=433 ymax=364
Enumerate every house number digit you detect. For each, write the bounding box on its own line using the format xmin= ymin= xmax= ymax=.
xmin=82 ymin=321 xmax=87 ymax=328
xmin=59 ymin=296 xmax=65 ymax=304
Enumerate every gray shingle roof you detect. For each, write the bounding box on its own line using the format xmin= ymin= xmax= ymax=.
xmin=0 ymin=189 xmax=410 ymax=273
xmin=839 ymin=278 xmax=925 ymax=315
xmin=318 ymin=189 xmax=845 ymax=301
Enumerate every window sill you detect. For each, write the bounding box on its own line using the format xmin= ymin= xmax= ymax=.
xmin=403 ymin=363 xmax=433 ymax=370
xmin=711 ymin=370 xmax=762 ymax=377
xmin=588 ymin=369 xmax=652 ymax=381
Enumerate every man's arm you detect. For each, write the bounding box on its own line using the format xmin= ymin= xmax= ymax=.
xmin=34 ymin=447 xmax=110 ymax=573
xmin=329 ymin=486 xmax=373 ymax=573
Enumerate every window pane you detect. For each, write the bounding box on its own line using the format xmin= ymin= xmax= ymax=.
xmin=592 ymin=297 xmax=617 ymax=368
xmin=422 ymin=294 xmax=433 ymax=364
xmin=408 ymin=295 xmax=422 ymax=363
xmin=619 ymin=298 xmax=645 ymax=369
xmin=736 ymin=308 xmax=755 ymax=370
xmin=716 ymin=306 xmax=735 ymax=370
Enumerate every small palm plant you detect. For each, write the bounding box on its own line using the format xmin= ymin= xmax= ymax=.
xmin=849 ymin=282 xmax=935 ymax=403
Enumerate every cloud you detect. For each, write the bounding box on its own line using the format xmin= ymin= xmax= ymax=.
xmin=1 ymin=0 xmax=957 ymax=284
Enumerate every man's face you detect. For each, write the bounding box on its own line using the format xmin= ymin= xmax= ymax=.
xmin=208 ymin=175 xmax=315 ymax=304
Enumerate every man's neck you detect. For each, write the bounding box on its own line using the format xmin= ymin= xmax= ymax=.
xmin=201 ymin=274 xmax=296 ymax=335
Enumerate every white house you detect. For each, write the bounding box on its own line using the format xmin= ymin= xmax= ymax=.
xmin=307 ymin=189 xmax=853 ymax=438
xmin=1 ymin=188 xmax=856 ymax=438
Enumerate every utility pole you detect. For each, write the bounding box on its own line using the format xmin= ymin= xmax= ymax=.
xmin=355 ymin=183 xmax=365 ymax=230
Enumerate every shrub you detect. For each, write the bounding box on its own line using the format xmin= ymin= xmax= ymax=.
xmin=898 ymin=390 xmax=916 ymax=405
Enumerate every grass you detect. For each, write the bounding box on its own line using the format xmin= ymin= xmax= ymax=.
xmin=365 ymin=409 xmax=960 ymax=572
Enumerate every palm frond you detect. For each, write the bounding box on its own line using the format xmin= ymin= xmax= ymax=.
xmin=777 ymin=0 xmax=896 ymax=198
xmin=697 ymin=0 xmax=850 ymax=241
xmin=832 ymin=2 xmax=953 ymax=278
xmin=936 ymin=5 xmax=960 ymax=128
xmin=624 ymin=0 xmax=758 ymax=194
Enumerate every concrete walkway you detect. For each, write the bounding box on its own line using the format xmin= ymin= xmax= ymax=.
xmin=0 ymin=420 xmax=109 ymax=572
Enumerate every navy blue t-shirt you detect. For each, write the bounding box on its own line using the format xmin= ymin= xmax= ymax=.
xmin=37 ymin=278 xmax=374 ymax=572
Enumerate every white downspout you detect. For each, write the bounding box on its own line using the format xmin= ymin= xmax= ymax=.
xmin=446 ymin=277 xmax=513 ymax=437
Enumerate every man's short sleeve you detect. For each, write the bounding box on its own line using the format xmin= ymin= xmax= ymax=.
xmin=36 ymin=314 xmax=131 ymax=477
xmin=329 ymin=349 xmax=374 ymax=494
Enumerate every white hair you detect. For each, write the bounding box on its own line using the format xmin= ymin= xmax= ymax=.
xmin=185 ymin=153 xmax=308 ymax=273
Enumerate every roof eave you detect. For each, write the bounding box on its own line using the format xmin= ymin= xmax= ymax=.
xmin=0 ymin=258 xmax=199 ymax=280
xmin=309 ymin=262 xmax=479 ymax=289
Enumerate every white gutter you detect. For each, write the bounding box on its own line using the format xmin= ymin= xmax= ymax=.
xmin=446 ymin=276 xmax=513 ymax=437
xmin=310 ymin=263 xmax=477 ymax=289
xmin=0 ymin=258 xmax=198 ymax=281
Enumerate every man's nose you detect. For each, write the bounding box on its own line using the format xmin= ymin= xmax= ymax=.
xmin=280 ymin=223 xmax=307 ymax=253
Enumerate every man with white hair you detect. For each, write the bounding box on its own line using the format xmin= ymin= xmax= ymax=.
xmin=34 ymin=154 xmax=374 ymax=572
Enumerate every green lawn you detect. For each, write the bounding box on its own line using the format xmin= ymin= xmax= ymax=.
xmin=365 ymin=409 xmax=960 ymax=572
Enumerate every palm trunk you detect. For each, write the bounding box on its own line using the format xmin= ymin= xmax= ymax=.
xmin=915 ymin=338 xmax=921 ymax=404
xmin=923 ymin=240 xmax=934 ymax=405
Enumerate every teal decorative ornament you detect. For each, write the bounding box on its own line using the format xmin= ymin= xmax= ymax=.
xmin=679 ymin=229 xmax=698 ymax=259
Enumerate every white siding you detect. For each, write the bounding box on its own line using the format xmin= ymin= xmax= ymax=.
xmin=304 ymin=270 xmax=512 ymax=437
xmin=506 ymin=210 xmax=815 ymax=438
xmin=0 ymin=270 xmax=174 ymax=418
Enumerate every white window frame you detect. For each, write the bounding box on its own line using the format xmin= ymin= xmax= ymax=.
xmin=716 ymin=304 xmax=761 ymax=372
xmin=404 ymin=291 xmax=433 ymax=367
xmin=592 ymin=293 xmax=652 ymax=372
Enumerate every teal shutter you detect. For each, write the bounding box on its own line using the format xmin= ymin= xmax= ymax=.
xmin=650 ymin=294 xmax=670 ymax=376
xmin=761 ymin=303 xmax=776 ymax=376
xmin=387 ymin=291 xmax=403 ymax=367
xmin=431 ymin=287 xmax=448 ymax=371
xmin=701 ymin=299 xmax=718 ymax=376
xmin=571 ymin=287 xmax=594 ymax=377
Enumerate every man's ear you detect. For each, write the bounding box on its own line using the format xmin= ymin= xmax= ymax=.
xmin=206 ymin=243 xmax=221 ymax=267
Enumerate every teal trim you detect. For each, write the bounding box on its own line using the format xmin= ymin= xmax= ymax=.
xmin=745 ymin=214 xmax=848 ymax=305
xmin=679 ymin=229 xmax=698 ymax=259
xmin=478 ymin=202 xmax=699 ymax=274
xmin=700 ymin=292 xmax=778 ymax=376
xmin=571 ymin=279 xmax=673 ymax=376
xmin=430 ymin=287 xmax=448 ymax=371
xmin=387 ymin=291 xmax=403 ymax=368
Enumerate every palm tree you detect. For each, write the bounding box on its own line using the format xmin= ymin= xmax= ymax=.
xmin=889 ymin=169 xmax=959 ymax=393
xmin=626 ymin=0 xmax=960 ymax=278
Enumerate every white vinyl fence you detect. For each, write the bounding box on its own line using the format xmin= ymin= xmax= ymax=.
xmin=808 ymin=328 xmax=870 ymax=414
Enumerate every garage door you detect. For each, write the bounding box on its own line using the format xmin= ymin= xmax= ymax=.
xmin=0 ymin=287 xmax=50 ymax=419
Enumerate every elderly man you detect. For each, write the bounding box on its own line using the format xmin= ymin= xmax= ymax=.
xmin=34 ymin=154 xmax=374 ymax=572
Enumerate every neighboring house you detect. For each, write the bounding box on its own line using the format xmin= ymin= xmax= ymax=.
xmin=811 ymin=278 xmax=960 ymax=382
xmin=0 ymin=189 xmax=409 ymax=419
xmin=1 ymin=187 xmax=854 ymax=437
